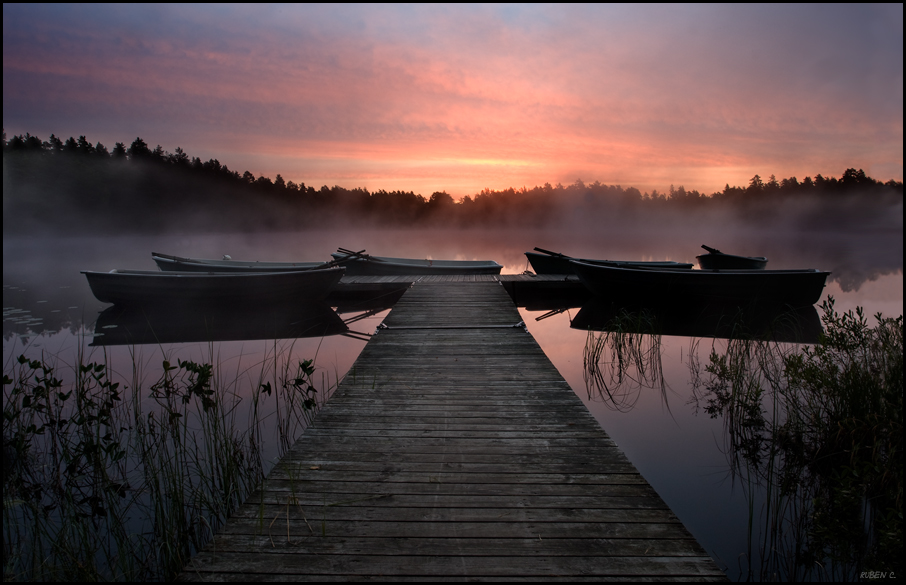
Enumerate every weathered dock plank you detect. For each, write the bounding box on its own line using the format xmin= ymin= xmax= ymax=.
xmin=180 ymin=280 xmax=725 ymax=581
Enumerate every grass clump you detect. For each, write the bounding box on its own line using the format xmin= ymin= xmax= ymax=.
xmin=3 ymin=348 xmax=326 ymax=581
xmin=694 ymin=297 xmax=902 ymax=580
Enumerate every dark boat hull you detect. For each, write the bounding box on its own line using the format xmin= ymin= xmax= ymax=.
xmin=330 ymin=254 xmax=502 ymax=276
xmin=696 ymin=253 xmax=768 ymax=270
xmin=525 ymin=251 xmax=693 ymax=275
xmin=571 ymin=261 xmax=829 ymax=307
xmin=82 ymin=267 xmax=345 ymax=305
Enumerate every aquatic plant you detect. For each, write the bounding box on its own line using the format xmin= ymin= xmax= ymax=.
xmin=582 ymin=308 xmax=665 ymax=412
xmin=693 ymin=297 xmax=903 ymax=580
xmin=2 ymin=346 xmax=330 ymax=581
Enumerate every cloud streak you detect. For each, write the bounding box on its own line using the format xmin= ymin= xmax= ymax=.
xmin=3 ymin=4 xmax=902 ymax=197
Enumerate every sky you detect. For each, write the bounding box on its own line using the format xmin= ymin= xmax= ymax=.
xmin=3 ymin=3 xmax=903 ymax=199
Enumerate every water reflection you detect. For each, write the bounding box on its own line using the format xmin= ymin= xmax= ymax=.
xmin=85 ymin=283 xmax=409 ymax=347
xmin=572 ymin=299 xmax=822 ymax=343
xmin=686 ymin=302 xmax=902 ymax=581
xmin=582 ymin=318 xmax=665 ymax=413
xmin=4 ymin=230 xmax=902 ymax=583
xmin=90 ymin=301 xmax=348 ymax=346
xmin=573 ymin=300 xmax=821 ymax=415
xmin=563 ymin=293 xmax=901 ymax=580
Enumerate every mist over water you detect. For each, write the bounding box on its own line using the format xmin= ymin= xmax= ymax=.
xmin=3 ymin=221 xmax=903 ymax=341
xmin=3 ymin=223 xmax=902 ymax=582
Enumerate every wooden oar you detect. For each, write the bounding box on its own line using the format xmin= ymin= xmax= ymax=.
xmin=325 ymin=249 xmax=368 ymax=268
xmin=335 ymin=248 xmax=367 ymax=258
xmin=533 ymin=247 xmax=571 ymax=258
xmin=701 ymin=245 xmax=723 ymax=254
xmin=336 ymin=248 xmax=387 ymax=262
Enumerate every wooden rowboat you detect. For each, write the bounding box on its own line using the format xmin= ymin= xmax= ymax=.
xmin=330 ymin=248 xmax=502 ymax=276
xmin=571 ymin=260 xmax=829 ymax=307
xmin=695 ymin=245 xmax=768 ymax=270
xmin=526 ymin=248 xmax=693 ymax=275
xmin=82 ymin=267 xmax=345 ymax=305
xmin=152 ymin=251 xmax=328 ymax=273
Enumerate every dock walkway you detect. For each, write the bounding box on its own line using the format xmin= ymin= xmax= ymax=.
xmin=181 ymin=279 xmax=726 ymax=581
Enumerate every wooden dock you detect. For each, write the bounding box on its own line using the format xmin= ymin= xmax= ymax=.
xmin=180 ymin=278 xmax=726 ymax=581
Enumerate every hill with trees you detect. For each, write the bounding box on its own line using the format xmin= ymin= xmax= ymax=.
xmin=3 ymin=131 xmax=902 ymax=235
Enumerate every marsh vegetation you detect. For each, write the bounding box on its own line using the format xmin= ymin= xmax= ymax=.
xmin=3 ymin=343 xmax=331 ymax=581
xmin=582 ymin=299 xmax=903 ymax=579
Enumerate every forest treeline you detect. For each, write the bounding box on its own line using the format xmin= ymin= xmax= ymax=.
xmin=3 ymin=131 xmax=903 ymax=234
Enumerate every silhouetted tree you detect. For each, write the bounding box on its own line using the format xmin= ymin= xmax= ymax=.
xmin=171 ymin=147 xmax=190 ymax=166
xmin=128 ymin=137 xmax=150 ymax=159
xmin=747 ymin=174 xmax=764 ymax=195
xmin=44 ymin=134 xmax=64 ymax=153
xmin=428 ymin=191 xmax=454 ymax=207
xmin=781 ymin=176 xmax=800 ymax=190
xmin=77 ymin=136 xmax=95 ymax=155
xmin=4 ymin=129 xmax=902 ymax=235
xmin=841 ymin=168 xmax=869 ymax=188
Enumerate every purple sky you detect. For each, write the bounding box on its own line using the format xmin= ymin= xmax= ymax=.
xmin=3 ymin=4 xmax=902 ymax=198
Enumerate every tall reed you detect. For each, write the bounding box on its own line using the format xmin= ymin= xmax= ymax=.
xmin=3 ymin=340 xmax=331 ymax=581
xmin=582 ymin=309 xmax=666 ymax=412
xmin=691 ymin=297 xmax=903 ymax=580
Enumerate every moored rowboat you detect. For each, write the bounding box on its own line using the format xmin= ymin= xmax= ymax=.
xmin=82 ymin=267 xmax=345 ymax=305
xmin=571 ymin=260 xmax=829 ymax=307
xmin=152 ymin=252 xmax=328 ymax=273
xmin=526 ymin=248 xmax=693 ymax=275
xmin=330 ymin=249 xmax=502 ymax=276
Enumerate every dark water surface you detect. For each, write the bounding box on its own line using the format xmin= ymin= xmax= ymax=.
xmin=3 ymin=227 xmax=902 ymax=580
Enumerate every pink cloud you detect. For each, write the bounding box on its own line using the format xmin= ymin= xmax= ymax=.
xmin=3 ymin=4 xmax=901 ymax=197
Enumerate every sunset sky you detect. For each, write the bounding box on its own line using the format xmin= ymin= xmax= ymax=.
xmin=3 ymin=4 xmax=902 ymax=199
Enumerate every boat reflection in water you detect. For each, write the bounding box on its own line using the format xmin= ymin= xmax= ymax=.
xmin=571 ymin=298 xmax=821 ymax=412
xmin=90 ymin=286 xmax=408 ymax=347
xmin=570 ymin=298 xmax=822 ymax=344
xmin=90 ymin=301 xmax=347 ymax=346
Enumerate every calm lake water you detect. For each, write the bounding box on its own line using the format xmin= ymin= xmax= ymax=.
xmin=3 ymin=226 xmax=902 ymax=580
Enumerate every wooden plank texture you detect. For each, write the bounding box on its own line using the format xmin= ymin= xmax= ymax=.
xmin=180 ymin=280 xmax=726 ymax=581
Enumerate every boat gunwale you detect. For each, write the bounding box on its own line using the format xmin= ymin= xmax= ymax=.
xmin=525 ymin=251 xmax=694 ymax=273
xmin=152 ymin=252 xmax=326 ymax=270
xmin=329 ymin=253 xmax=502 ymax=269
xmin=695 ymin=253 xmax=768 ymax=262
xmin=569 ymin=260 xmax=827 ymax=276
xmin=84 ymin=267 xmax=345 ymax=278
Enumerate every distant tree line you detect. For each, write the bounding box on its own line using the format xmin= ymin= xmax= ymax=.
xmin=3 ymin=130 xmax=902 ymax=234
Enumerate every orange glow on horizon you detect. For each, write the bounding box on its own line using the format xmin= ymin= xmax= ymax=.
xmin=3 ymin=5 xmax=901 ymax=199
